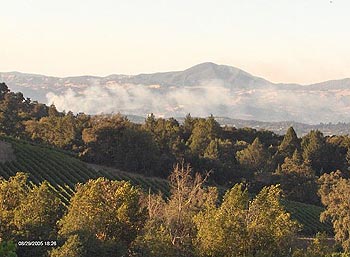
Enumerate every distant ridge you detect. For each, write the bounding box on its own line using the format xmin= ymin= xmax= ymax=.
xmin=1 ymin=62 xmax=350 ymax=124
xmin=126 ymin=115 xmax=350 ymax=136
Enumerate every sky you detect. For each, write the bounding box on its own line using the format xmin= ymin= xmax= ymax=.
xmin=1 ymin=0 xmax=350 ymax=84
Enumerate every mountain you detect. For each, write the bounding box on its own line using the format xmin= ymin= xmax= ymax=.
xmin=1 ymin=62 xmax=350 ymax=124
xmin=115 ymin=62 xmax=272 ymax=88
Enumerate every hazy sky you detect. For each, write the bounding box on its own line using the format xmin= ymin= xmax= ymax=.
xmin=1 ymin=0 xmax=349 ymax=84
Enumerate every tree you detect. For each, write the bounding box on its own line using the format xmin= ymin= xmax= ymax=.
xmin=274 ymin=127 xmax=300 ymax=167
xmin=277 ymin=150 xmax=318 ymax=204
xmin=49 ymin=235 xmax=85 ymax=257
xmin=194 ymin=184 xmax=249 ymax=257
xmin=143 ymin=116 xmax=187 ymax=174
xmin=0 ymin=91 xmax=26 ymax=136
xmin=81 ymin=115 xmax=160 ymax=176
xmin=48 ymin=104 xmax=60 ymax=117
xmin=25 ymin=113 xmax=78 ymax=149
xmin=194 ymin=184 xmax=300 ymax=257
xmin=183 ymin=113 xmax=195 ymax=141
xmin=14 ymin=182 xmax=63 ymax=257
xmin=132 ymin=164 xmax=216 ymax=257
xmin=318 ymin=171 xmax=350 ymax=252
xmin=14 ymin=181 xmax=63 ymax=239
xmin=187 ymin=117 xmax=221 ymax=156
xmin=0 ymin=173 xmax=29 ymax=241
xmin=236 ymin=137 xmax=271 ymax=175
xmin=0 ymin=173 xmax=63 ymax=257
xmin=0 ymin=241 xmax=17 ymax=257
xmin=29 ymin=101 xmax=49 ymax=120
xmin=247 ymin=185 xmax=300 ymax=256
xmin=164 ymin=164 xmax=212 ymax=250
xmin=204 ymin=138 xmax=238 ymax=184
xmin=302 ymin=130 xmax=328 ymax=175
xmin=56 ymin=178 xmax=146 ymax=257
xmin=0 ymin=83 xmax=10 ymax=100
xmin=278 ymin=127 xmax=300 ymax=156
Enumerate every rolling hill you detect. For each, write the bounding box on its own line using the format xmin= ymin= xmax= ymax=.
xmin=0 ymin=137 xmax=333 ymax=236
xmin=2 ymin=62 xmax=350 ymax=124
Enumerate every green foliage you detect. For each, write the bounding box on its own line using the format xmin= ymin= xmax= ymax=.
xmin=0 ymin=136 xmax=334 ymax=239
xmin=143 ymin=115 xmax=187 ymax=175
xmin=144 ymin=116 xmax=183 ymax=154
xmin=319 ymin=171 xmax=350 ymax=252
xmin=14 ymin=181 xmax=63 ymax=239
xmin=14 ymin=181 xmax=63 ymax=257
xmin=24 ymin=112 xmax=79 ymax=149
xmin=247 ymin=185 xmax=300 ymax=256
xmin=183 ymin=113 xmax=195 ymax=141
xmin=203 ymin=138 xmax=238 ymax=184
xmin=57 ymin=178 xmax=146 ymax=257
xmin=0 ymin=172 xmax=63 ymax=257
xmin=0 ymin=172 xmax=29 ymax=241
xmin=194 ymin=184 xmax=300 ymax=257
xmin=187 ymin=116 xmax=221 ymax=156
xmin=302 ymin=130 xmax=329 ymax=175
xmin=194 ymin=184 xmax=249 ymax=257
xmin=236 ymin=137 xmax=271 ymax=174
xmin=0 ymin=85 xmax=25 ymax=136
xmin=273 ymin=126 xmax=300 ymax=167
xmin=277 ymin=150 xmax=318 ymax=204
xmin=0 ymin=241 xmax=17 ymax=257
xmin=132 ymin=164 xmax=216 ymax=257
xmin=81 ymin=115 xmax=160 ymax=176
xmin=0 ymin=83 xmax=348 ymax=205
xmin=49 ymin=235 xmax=85 ymax=257
xmin=0 ymin=136 xmax=333 ymax=238
xmin=279 ymin=127 xmax=300 ymax=155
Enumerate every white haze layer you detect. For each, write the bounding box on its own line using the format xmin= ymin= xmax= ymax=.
xmin=46 ymin=81 xmax=232 ymax=118
xmin=46 ymin=80 xmax=350 ymax=124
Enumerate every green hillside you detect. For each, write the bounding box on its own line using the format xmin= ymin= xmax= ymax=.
xmin=0 ymin=137 xmax=333 ymax=236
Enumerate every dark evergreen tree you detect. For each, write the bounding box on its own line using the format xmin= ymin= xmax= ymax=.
xmin=278 ymin=127 xmax=300 ymax=157
xmin=277 ymin=150 xmax=318 ymax=204
xmin=236 ymin=137 xmax=271 ymax=175
xmin=187 ymin=117 xmax=221 ymax=157
xmin=302 ymin=130 xmax=328 ymax=175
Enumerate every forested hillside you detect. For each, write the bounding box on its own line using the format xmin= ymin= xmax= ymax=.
xmin=0 ymin=136 xmax=332 ymax=235
xmin=1 ymin=82 xmax=350 ymax=256
xmin=1 ymin=82 xmax=350 ymax=204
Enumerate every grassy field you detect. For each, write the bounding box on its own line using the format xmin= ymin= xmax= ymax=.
xmin=0 ymin=137 xmax=333 ymax=236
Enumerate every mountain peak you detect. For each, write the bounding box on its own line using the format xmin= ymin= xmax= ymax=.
xmin=186 ymin=62 xmax=241 ymax=73
xmin=188 ymin=62 xmax=218 ymax=69
xmin=2 ymin=64 xmax=350 ymax=124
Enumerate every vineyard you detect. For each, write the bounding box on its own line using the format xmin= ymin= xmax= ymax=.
xmin=0 ymin=137 xmax=333 ymax=236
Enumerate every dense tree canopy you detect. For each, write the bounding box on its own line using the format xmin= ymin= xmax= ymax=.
xmin=0 ymin=173 xmax=63 ymax=257
xmin=276 ymin=150 xmax=318 ymax=204
xmin=236 ymin=137 xmax=271 ymax=175
xmin=1 ymin=82 xmax=350 ymax=207
xmin=194 ymin=184 xmax=300 ymax=257
xmin=57 ymin=178 xmax=146 ymax=257
xmin=318 ymin=171 xmax=350 ymax=252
